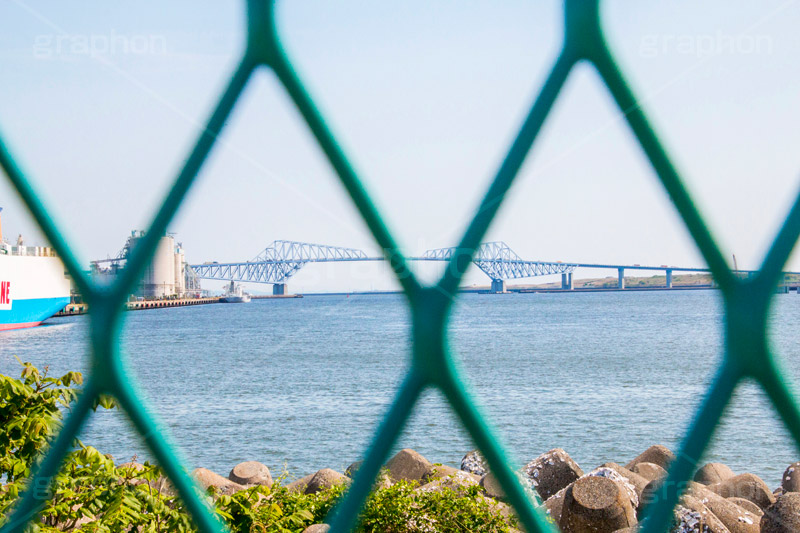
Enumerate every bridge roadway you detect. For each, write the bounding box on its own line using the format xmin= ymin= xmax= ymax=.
xmin=189 ymin=240 xmax=799 ymax=294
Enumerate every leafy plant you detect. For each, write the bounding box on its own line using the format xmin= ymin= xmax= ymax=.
xmin=0 ymin=358 xmax=83 ymax=483
xmin=358 ymin=481 xmax=514 ymax=532
xmin=215 ymin=484 xmax=341 ymax=533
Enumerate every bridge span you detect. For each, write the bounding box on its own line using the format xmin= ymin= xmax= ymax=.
xmin=188 ymin=240 xmax=794 ymax=294
xmin=189 ymin=240 xmax=575 ymax=294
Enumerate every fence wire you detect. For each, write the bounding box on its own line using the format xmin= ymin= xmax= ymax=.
xmin=2 ymin=1 xmax=800 ymax=532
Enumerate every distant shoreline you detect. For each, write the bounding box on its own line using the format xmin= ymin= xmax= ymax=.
xmin=300 ymin=285 xmax=717 ymax=297
xmin=299 ymin=273 xmax=719 ymax=297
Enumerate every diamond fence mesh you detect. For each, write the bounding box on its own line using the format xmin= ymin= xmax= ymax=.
xmin=3 ymin=1 xmax=800 ymax=532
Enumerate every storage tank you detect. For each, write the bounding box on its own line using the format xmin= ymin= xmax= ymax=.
xmin=173 ymin=244 xmax=185 ymax=297
xmin=141 ymin=235 xmax=175 ymax=298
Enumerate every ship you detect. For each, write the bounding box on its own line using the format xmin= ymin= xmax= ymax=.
xmin=0 ymin=208 xmax=71 ymax=330
xmin=220 ymin=281 xmax=250 ymax=303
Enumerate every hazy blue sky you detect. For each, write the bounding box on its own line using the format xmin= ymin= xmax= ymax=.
xmin=1 ymin=1 xmax=799 ymax=292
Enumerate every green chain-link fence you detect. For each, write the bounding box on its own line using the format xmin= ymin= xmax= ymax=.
xmin=3 ymin=1 xmax=800 ymax=531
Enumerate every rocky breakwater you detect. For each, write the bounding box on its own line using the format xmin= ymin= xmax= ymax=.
xmin=461 ymin=444 xmax=799 ymax=532
xmin=470 ymin=444 xmax=797 ymax=533
xmin=160 ymin=446 xmax=800 ymax=532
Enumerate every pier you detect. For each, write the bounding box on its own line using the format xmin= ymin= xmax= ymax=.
xmin=126 ymin=297 xmax=221 ymax=311
xmin=55 ymin=297 xmax=221 ymax=316
xmin=55 ymin=294 xmax=303 ymax=317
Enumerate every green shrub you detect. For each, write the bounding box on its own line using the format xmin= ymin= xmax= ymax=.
xmin=358 ymin=481 xmax=513 ymax=532
xmin=0 ymin=358 xmax=83 ymax=483
xmin=0 ymin=362 xmax=518 ymax=532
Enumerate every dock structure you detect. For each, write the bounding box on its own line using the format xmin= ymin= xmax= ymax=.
xmin=55 ymin=297 xmax=220 ymax=316
xmin=126 ymin=297 xmax=221 ymax=311
xmin=55 ymin=293 xmax=303 ymax=317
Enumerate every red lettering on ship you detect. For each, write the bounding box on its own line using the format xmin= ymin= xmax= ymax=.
xmin=0 ymin=281 xmax=9 ymax=305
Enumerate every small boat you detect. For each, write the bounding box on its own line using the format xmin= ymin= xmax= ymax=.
xmin=220 ymin=281 xmax=250 ymax=303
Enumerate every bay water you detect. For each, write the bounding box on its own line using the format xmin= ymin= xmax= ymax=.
xmin=1 ymin=290 xmax=798 ymax=487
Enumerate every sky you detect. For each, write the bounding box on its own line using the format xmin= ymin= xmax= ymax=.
xmin=0 ymin=1 xmax=799 ymax=293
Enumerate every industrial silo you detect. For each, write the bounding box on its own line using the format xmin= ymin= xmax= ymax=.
xmin=141 ymin=235 xmax=175 ymax=298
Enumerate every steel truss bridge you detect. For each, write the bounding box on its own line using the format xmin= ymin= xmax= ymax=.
xmin=189 ymin=240 xmax=577 ymax=293
xmin=189 ymin=239 xmax=800 ymax=294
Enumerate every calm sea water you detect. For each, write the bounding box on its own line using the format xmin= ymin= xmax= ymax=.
xmin=1 ymin=290 xmax=799 ymax=488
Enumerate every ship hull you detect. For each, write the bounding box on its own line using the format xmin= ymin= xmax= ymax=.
xmin=0 ymin=296 xmax=71 ymax=329
xmin=0 ymin=253 xmax=70 ymax=330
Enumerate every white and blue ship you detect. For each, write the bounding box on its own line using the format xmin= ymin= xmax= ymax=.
xmin=0 ymin=209 xmax=70 ymax=330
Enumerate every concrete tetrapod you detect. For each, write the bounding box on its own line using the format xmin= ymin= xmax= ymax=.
xmin=598 ymin=463 xmax=649 ymax=512
xmin=228 ymin=461 xmax=272 ymax=486
xmin=560 ymin=475 xmax=637 ymax=533
xmin=461 ymin=449 xmax=489 ymax=477
xmin=687 ymin=481 xmax=759 ymax=533
xmin=301 ymin=525 xmax=330 ymax=533
xmin=544 ymin=486 xmax=567 ymax=523
xmin=304 ymin=469 xmax=350 ymax=495
xmin=726 ymin=498 xmax=763 ymax=517
xmin=385 ymin=449 xmax=434 ymax=483
xmin=524 ymin=448 xmax=584 ymax=501
xmin=631 ymin=462 xmax=666 ymax=482
xmin=624 ymin=445 xmax=675 ymax=471
xmin=191 ymin=468 xmax=245 ymax=496
xmin=780 ymin=462 xmax=800 ymax=493
xmin=761 ymin=493 xmax=800 ymax=533
xmin=674 ymin=495 xmax=731 ymax=533
xmin=707 ymin=473 xmax=776 ymax=511
xmin=694 ymin=463 xmax=736 ymax=486
xmin=286 ymin=473 xmax=316 ymax=493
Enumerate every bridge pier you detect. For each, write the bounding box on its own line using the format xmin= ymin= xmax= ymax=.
xmin=490 ymin=279 xmax=506 ymax=293
xmin=273 ymin=283 xmax=288 ymax=295
xmin=666 ymin=269 xmax=673 ymax=288
xmin=618 ymin=268 xmax=625 ymax=289
xmin=561 ymin=272 xmax=573 ymax=290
